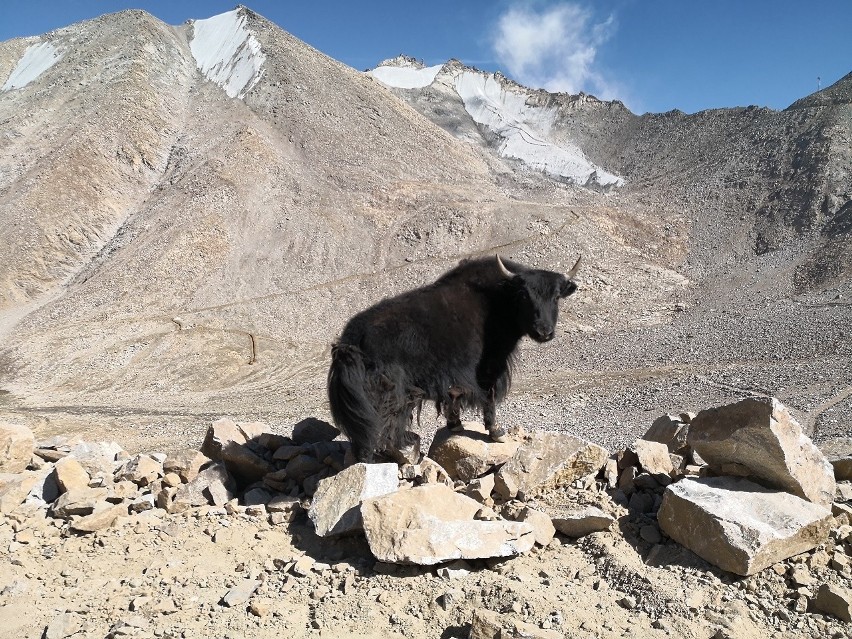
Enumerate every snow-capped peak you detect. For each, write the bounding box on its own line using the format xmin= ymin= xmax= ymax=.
xmin=369 ymin=59 xmax=624 ymax=189
xmin=189 ymin=7 xmax=266 ymax=99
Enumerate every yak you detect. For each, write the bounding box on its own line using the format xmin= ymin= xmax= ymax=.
xmin=327 ymin=254 xmax=581 ymax=462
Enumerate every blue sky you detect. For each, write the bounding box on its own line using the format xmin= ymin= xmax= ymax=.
xmin=1 ymin=1 xmax=850 ymax=114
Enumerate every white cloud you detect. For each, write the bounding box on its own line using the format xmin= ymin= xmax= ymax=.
xmin=492 ymin=2 xmax=621 ymax=101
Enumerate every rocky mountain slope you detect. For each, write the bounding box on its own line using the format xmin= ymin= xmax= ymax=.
xmin=0 ymin=6 xmax=850 ymax=456
xmin=1 ymin=6 xmax=852 ymax=639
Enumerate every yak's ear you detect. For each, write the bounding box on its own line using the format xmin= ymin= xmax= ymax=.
xmin=560 ymin=278 xmax=578 ymax=297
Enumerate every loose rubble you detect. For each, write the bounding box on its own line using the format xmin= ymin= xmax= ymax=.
xmin=1 ymin=395 xmax=851 ymax=638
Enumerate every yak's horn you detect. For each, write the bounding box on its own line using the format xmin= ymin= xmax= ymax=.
xmin=496 ymin=255 xmax=515 ymax=279
xmin=566 ymin=256 xmax=582 ymax=279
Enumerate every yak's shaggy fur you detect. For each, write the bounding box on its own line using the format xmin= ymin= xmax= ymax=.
xmin=328 ymin=256 xmax=579 ymax=462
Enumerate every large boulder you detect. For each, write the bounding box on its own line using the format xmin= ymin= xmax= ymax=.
xmin=361 ymin=483 xmax=535 ymax=565
xmin=52 ymin=456 xmax=91 ymax=493
xmin=428 ymin=422 xmax=522 ymax=482
xmin=0 ymin=423 xmax=34 ymax=473
xmin=494 ymin=433 xmax=608 ymax=501
xmin=688 ymin=397 xmax=835 ymax=508
xmin=308 ymin=462 xmax=399 ymax=537
xmin=658 ymin=476 xmax=833 ymax=576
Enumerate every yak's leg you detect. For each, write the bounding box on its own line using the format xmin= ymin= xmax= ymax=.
xmin=445 ymin=387 xmax=464 ymax=431
xmin=483 ymin=388 xmax=508 ymax=443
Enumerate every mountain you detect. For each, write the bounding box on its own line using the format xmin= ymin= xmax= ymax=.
xmin=0 ymin=7 xmax=849 ymax=453
xmin=369 ymin=56 xmax=852 ymax=289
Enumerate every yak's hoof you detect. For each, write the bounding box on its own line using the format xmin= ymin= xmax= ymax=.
xmin=488 ymin=424 xmax=508 ymax=443
xmin=447 ymin=421 xmax=464 ymax=432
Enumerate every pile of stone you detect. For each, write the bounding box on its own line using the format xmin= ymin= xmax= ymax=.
xmin=2 ymin=394 xmax=851 ymax=626
xmin=307 ymin=421 xmax=614 ymax=565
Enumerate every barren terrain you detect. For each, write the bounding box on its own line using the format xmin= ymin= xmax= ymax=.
xmin=0 ymin=6 xmax=851 ymax=639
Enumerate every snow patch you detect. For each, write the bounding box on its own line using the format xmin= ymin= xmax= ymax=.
xmin=2 ymin=41 xmax=64 ymax=91
xmin=454 ymin=71 xmax=623 ymax=188
xmin=370 ymin=64 xmax=443 ymax=90
xmin=367 ymin=61 xmax=623 ymax=188
xmin=189 ymin=9 xmax=266 ymax=99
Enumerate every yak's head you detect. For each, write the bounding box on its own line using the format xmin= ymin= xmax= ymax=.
xmin=497 ymin=255 xmax=581 ymax=343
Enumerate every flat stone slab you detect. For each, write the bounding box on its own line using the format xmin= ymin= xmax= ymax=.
xmin=658 ymin=476 xmax=833 ymax=576
xmin=548 ymin=505 xmax=616 ymax=537
xmin=361 ymin=483 xmax=534 ymax=565
xmin=308 ymin=462 xmax=399 ymax=536
xmin=494 ymin=433 xmax=609 ymax=500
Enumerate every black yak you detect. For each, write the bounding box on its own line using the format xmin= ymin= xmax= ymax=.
xmin=328 ymin=255 xmax=581 ymax=462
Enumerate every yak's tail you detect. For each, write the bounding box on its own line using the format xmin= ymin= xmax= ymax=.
xmin=328 ymin=343 xmax=382 ymax=462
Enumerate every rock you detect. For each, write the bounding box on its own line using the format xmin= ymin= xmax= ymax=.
xmin=292 ymin=555 xmax=315 ymax=577
xmin=115 ymin=454 xmax=162 ymax=486
xmin=814 ymin=583 xmax=852 ymax=621
xmin=284 ymin=454 xmax=325 ymax=482
xmin=494 ymin=433 xmax=608 ymax=501
xmin=0 ymin=472 xmax=42 ymax=513
xmin=51 ymin=487 xmax=110 ymax=518
xmin=243 ymin=487 xmax=273 ymax=506
xmin=516 ymin=506 xmax=556 ymax=546
xmin=658 ymin=476 xmax=833 ymax=576
xmin=53 ymin=457 xmax=90 ymax=493
xmin=201 ymin=418 xmax=245 ymax=459
xmin=819 ymin=437 xmax=852 ymax=481
xmin=166 ymin=462 xmax=236 ymax=512
xmin=0 ymin=422 xmax=34 ymax=473
xmin=548 ymin=505 xmax=615 ymax=537
xmin=417 ymin=457 xmax=453 ymax=486
xmin=469 ymin=608 xmax=504 ymax=639
xmin=235 ymin=421 xmax=269 ymax=442
xmin=436 ymin=559 xmax=472 ymax=579
xmin=640 ymin=524 xmax=663 ymax=544
xmin=163 ymin=449 xmax=210 ymax=483
xmin=43 ymin=610 xmax=80 ymax=639
xmin=221 ymin=579 xmax=261 ymax=607
xmin=201 ymin=418 xmax=274 ymax=485
xmin=268 ymin=495 xmax=302 ymax=524
xmin=361 ymin=483 xmax=535 ymax=565
xmin=438 ymin=588 xmax=464 ymax=609
xmin=428 ymin=421 xmax=522 ymax=482
xmin=291 ymin=417 xmax=340 ymax=445
xmin=308 ymin=462 xmax=398 ymax=536
xmin=69 ymin=503 xmax=126 ymax=533
xmin=643 ymin=414 xmax=690 ymax=454
xmin=66 ymin=441 xmax=124 ymax=475
xmin=21 ymin=465 xmax=60 ymax=506
xmin=469 ymin=609 xmax=561 ymax=639
xmin=633 ymin=439 xmax=674 ymax=475
xmin=603 ymin=458 xmax=619 ymax=488
xmin=688 ymin=397 xmax=836 ymax=508
xmin=273 ymin=445 xmax=306 ymax=461
xmin=465 ymin=473 xmax=496 ymax=503
xmin=221 ymin=441 xmax=275 ymax=484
